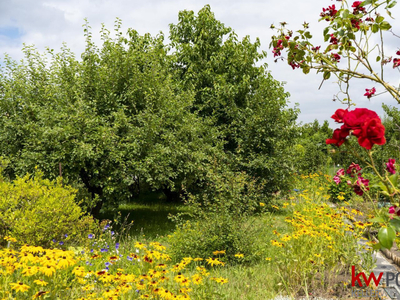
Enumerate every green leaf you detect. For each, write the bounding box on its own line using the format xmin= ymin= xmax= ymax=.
xmin=388 ymin=1 xmax=397 ymax=8
xmin=342 ymin=9 xmax=350 ymax=18
xmin=368 ymin=216 xmax=385 ymax=223
xmin=302 ymin=66 xmax=310 ymax=74
xmin=323 ymin=71 xmax=331 ymax=80
xmin=380 ymin=21 xmax=392 ymax=30
xmin=389 ymin=174 xmax=399 ymax=186
xmin=376 ymin=15 xmax=385 ymax=23
xmin=376 ymin=56 xmax=381 ymax=62
xmin=378 ymin=227 xmax=395 ymax=249
xmin=371 ymin=24 xmax=379 ymax=33
xmin=378 ymin=181 xmax=389 ymax=192
xmin=304 ymin=31 xmax=312 ymax=39
xmin=372 ymin=242 xmax=383 ymax=250
xmin=389 ymin=218 xmax=400 ymax=231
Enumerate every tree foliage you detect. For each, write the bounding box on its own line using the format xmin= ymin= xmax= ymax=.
xmin=0 ymin=7 xmax=297 ymax=213
xmin=170 ymin=5 xmax=298 ymax=193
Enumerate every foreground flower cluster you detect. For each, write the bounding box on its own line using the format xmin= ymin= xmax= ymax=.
xmin=326 ymin=108 xmax=386 ymax=150
xmin=270 ymin=187 xmax=373 ymax=294
xmin=332 ymin=163 xmax=370 ymax=197
xmin=0 ymin=239 xmax=227 ymax=299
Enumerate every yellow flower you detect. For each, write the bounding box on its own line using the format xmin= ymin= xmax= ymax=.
xmin=265 ymin=257 xmax=271 ymax=261
xmin=212 ymin=250 xmax=226 ymax=255
xmin=33 ymin=291 xmax=49 ymax=298
xmin=234 ymin=253 xmax=244 ymax=258
xmin=134 ymin=242 xmax=146 ymax=250
xmin=10 ymin=282 xmax=30 ymax=293
xmin=192 ymin=274 xmax=203 ymax=285
xmin=39 ymin=265 xmax=56 ymax=277
xmin=33 ymin=279 xmax=48 ymax=286
xmin=259 ymin=202 xmax=265 ymax=206
xmin=211 ymin=277 xmax=228 ymax=284
xmin=270 ymin=240 xmax=284 ymax=247
xmin=205 ymin=257 xmax=225 ymax=266
xmin=22 ymin=266 xmax=39 ymax=277
xmin=193 ymin=257 xmax=203 ymax=261
xmin=103 ymin=289 xmax=118 ymax=298
xmin=4 ymin=236 xmax=17 ymax=242
xmin=272 ymin=205 xmax=280 ymax=210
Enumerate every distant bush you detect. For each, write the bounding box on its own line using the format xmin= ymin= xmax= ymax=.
xmin=168 ymin=164 xmax=269 ymax=264
xmin=168 ymin=216 xmax=267 ymax=265
xmin=0 ymin=169 xmax=98 ymax=247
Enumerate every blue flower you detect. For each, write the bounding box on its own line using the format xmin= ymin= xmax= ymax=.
xmin=101 ymin=248 xmax=108 ymax=253
xmin=127 ymin=256 xmax=133 ymax=261
xmin=105 ymin=262 xmax=110 ymax=267
xmin=52 ymin=239 xmax=56 ymax=243
xmin=111 ymin=231 xmax=115 ymax=236
xmin=104 ymin=224 xmax=110 ymax=231
xmin=88 ymin=234 xmax=94 ymax=239
xmin=59 ymin=241 xmax=64 ymax=246
xmin=64 ymin=234 xmax=68 ymax=238
xmin=115 ymin=243 xmax=120 ymax=250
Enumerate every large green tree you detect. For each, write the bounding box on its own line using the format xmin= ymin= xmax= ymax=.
xmin=169 ymin=5 xmax=298 ymax=193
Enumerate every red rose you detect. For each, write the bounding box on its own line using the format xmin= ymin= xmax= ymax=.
xmin=357 ymin=118 xmax=386 ymax=150
xmin=331 ymin=109 xmax=348 ymax=123
xmin=326 ymin=128 xmax=348 ymax=147
xmin=342 ymin=108 xmax=379 ymax=137
xmin=327 ymin=108 xmax=386 ymax=150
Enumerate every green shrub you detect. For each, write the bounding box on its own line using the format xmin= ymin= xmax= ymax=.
xmin=167 ymin=160 xmax=271 ymax=265
xmin=0 ymin=169 xmax=98 ymax=247
xmin=327 ymin=180 xmax=352 ymax=203
xmin=167 ymin=215 xmax=267 ymax=265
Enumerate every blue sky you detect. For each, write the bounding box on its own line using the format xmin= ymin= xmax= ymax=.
xmin=1 ymin=0 xmax=399 ymax=127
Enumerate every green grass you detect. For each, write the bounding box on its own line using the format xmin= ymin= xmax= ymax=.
xmin=100 ymin=191 xmax=191 ymax=239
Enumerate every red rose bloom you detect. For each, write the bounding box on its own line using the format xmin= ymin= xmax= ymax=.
xmin=331 ymin=109 xmax=348 ymax=123
xmin=342 ymin=108 xmax=379 ymax=136
xmin=326 ymin=128 xmax=348 ymax=147
xmin=364 ymin=87 xmax=376 ymax=99
xmin=357 ymin=118 xmax=386 ymax=150
xmin=327 ymin=108 xmax=386 ymax=150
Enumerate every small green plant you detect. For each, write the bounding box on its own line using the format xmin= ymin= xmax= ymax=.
xmin=328 ymin=179 xmax=353 ymax=203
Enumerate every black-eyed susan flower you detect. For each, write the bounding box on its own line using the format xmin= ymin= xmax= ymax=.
xmin=33 ymin=291 xmax=49 ymax=298
xmin=33 ymin=279 xmax=48 ymax=286
xmin=9 ymin=281 xmax=30 ymax=293
xmin=205 ymin=257 xmax=224 ymax=266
